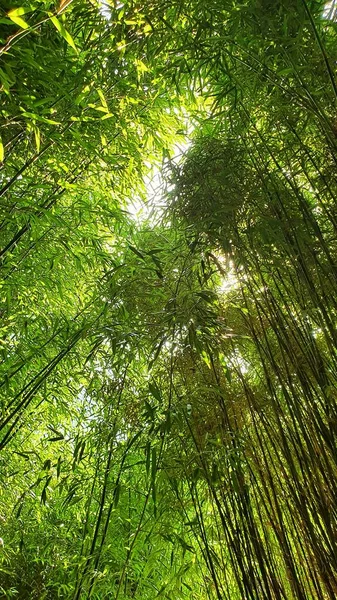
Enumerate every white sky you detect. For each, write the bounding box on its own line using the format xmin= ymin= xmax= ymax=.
xmin=127 ymin=138 xmax=193 ymax=223
xmin=323 ymin=0 xmax=337 ymax=19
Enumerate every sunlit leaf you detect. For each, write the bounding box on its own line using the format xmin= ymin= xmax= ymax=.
xmin=50 ymin=15 xmax=78 ymax=52
xmin=7 ymin=7 xmax=30 ymax=29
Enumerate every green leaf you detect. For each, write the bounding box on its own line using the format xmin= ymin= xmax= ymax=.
xmin=97 ymin=88 xmax=108 ymax=109
xmin=33 ymin=126 xmax=40 ymax=153
xmin=114 ymin=483 xmax=121 ymax=507
xmin=14 ymin=451 xmax=30 ymax=460
xmin=67 ymin=495 xmax=83 ymax=507
xmin=50 ymin=15 xmax=78 ymax=52
xmin=128 ymin=244 xmax=145 ymax=260
xmin=145 ymin=441 xmax=151 ymax=476
xmin=195 ymin=290 xmax=217 ymax=303
xmin=7 ymin=7 xmax=30 ymax=29
xmin=151 ymin=447 xmax=157 ymax=483
xmin=149 ymin=381 xmax=161 ymax=402
xmin=57 ymin=456 xmax=62 ymax=478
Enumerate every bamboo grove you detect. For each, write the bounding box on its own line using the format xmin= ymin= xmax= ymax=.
xmin=0 ymin=0 xmax=337 ymax=598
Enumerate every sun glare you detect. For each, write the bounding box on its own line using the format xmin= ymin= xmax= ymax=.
xmin=127 ymin=137 xmax=193 ymax=223
xmin=323 ymin=0 xmax=337 ymax=19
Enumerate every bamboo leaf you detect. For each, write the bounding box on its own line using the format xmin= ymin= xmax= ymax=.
xmin=49 ymin=15 xmax=78 ymax=52
xmin=33 ymin=126 xmax=40 ymax=154
xmin=7 ymin=7 xmax=30 ymax=29
xmin=128 ymin=244 xmax=146 ymax=260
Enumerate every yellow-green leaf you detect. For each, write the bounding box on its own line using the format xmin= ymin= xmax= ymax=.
xmin=0 ymin=136 xmax=4 ymax=162
xmin=97 ymin=88 xmax=108 ymax=109
xmin=88 ymin=103 xmax=108 ymax=113
xmin=135 ymin=59 xmax=149 ymax=73
xmin=50 ymin=15 xmax=77 ymax=52
xmin=8 ymin=7 xmax=29 ymax=29
xmin=33 ymin=126 xmax=40 ymax=153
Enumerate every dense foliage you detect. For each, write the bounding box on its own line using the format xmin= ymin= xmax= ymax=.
xmin=0 ymin=0 xmax=337 ymax=598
